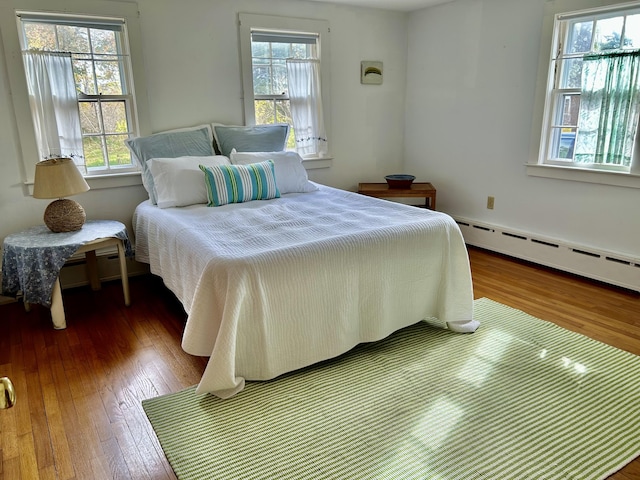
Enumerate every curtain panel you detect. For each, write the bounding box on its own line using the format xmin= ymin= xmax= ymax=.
xmin=286 ymin=59 xmax=328 ymax=157
xmin=575 ymin=50 xmax=640 ymax=167
xmin=23 ymin=51 xmax=85 ymax=170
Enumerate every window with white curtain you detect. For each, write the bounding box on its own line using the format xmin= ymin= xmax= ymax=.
xmin=239 ymin=13 xmax=330 ymax=159
xmin=536 ymin=3 xmax=640 ymax=182
xmin=18 ymin=13 xmax=139 ymax=174
xmin=0 ymin=0 xmax=149 ymax=187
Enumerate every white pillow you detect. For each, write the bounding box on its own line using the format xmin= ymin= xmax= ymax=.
xmin=148 ymin=155 xmax=231 ymax=208
xmin=229 ymin=150 xmax=318 ymax=194
xmin=125 ymin=124 xmax=215 ymax=204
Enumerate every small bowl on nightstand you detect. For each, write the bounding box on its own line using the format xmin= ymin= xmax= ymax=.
xmin=384 ymin=174 xmax=415 ymax=189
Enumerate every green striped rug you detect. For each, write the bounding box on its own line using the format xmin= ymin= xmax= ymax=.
xmin=143 ymin=298 xmax=640 ymax=479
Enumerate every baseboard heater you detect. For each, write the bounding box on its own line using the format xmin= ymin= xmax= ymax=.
xmin=453 ymin=216 xmax=640 ymax=293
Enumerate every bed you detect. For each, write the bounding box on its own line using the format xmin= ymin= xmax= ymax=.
xmin=127 ymin=123 xmax=479 ymax=398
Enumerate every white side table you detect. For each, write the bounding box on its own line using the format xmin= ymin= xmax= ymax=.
xmin=2 ymin=220 xmax=132 ymax=329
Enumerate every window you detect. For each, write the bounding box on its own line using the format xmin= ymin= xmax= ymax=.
xmin=250 ymin=31 xmax=317 ymax=149
xmin=19 ymin=13 xmax=138 ymax=174
xmin=0 ymin=0 xmax=149 ymax=187
xmin=537 ymin=3 xmax=640 ymax=180
xmin=239 ymin=14 xmax=330 ymax=160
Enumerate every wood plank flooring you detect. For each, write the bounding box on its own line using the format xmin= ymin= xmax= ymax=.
xmin=0 ymin=246 xmax=638 ymax=479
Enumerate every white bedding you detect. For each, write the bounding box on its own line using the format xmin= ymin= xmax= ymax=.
xmin=133 ymin=184 xmax=478 ymax=398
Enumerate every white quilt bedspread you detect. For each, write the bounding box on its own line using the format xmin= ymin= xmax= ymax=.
xmin=133 ymin=184 xmax=477 ymax=398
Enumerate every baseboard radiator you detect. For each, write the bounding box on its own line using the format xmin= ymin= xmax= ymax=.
xmin=453 ymin=216 xmax=640 ymax=293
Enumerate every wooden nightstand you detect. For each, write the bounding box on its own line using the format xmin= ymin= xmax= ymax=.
xmin=357 ymin=182 xmax=437 ymax=210
xmin=1 ymin=220 xmax=132 ymax=329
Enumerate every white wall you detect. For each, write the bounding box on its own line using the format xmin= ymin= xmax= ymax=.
xmin=405 ymin=0 xmax=640 ymax=258
xmin=0 ymin=0 xmax=408 ymax=243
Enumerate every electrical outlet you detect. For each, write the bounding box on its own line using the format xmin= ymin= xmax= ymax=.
xmin=487 ymin=196 xmax=495 ymax=210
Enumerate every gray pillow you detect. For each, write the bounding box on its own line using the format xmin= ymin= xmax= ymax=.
xmin=126 ymin=125 xmax=214 ymax=204
xmin=212 ymin=124 xmax=289 ymax=157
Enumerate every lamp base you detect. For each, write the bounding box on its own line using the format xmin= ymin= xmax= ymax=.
xmin=44 ymin=198 xmax=86 ymax=233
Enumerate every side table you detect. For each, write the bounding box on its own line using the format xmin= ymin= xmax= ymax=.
xmin=357 ymin=182 xmax=436 ymax=210
xmin=1 ymin=220 xmax=132 ymax=329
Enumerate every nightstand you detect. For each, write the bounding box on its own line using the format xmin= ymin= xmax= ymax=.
xmin=357 ymin=182 xmax=437 ymax=210
xmin=1 ymin=220 xmax=132 ymax=329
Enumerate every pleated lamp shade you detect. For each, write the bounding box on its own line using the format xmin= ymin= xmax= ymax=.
xmin=33 ymin=158 xmax=90 ymax=232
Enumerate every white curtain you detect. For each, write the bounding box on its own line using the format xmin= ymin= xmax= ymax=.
xmin=286 ymin=59 xmax=328 ymax=157
xmin=23 ymin=51 xmax=85 ymax=170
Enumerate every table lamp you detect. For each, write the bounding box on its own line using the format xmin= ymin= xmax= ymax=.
xmin=0 ymin=377 xmax=15 ymax=409
xmin=33 ymin=158 xmax=90 ymax=233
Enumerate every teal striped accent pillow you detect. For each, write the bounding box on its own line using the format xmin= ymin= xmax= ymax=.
xmin=199 ymin=160 xmax=280 ymax=206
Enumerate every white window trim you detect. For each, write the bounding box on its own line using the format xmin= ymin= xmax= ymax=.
xmin=0 ymin=0 xmax=151 ymax=188
xmin=238 ymin=13 xmax=332 ymax=167
xmin=528 ymin=0 xmax=640 ymax=189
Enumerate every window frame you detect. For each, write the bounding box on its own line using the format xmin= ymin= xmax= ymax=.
xmin=239 ymin=13 xmax=332 ymax=166
xmin=530 ymin=1 xmax=640 ymax=188
xmin=0 ymin=0 xmax=150 ymax=189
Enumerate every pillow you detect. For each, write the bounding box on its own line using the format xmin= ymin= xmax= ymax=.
xmin=199 ymin=160 xmax=280 ymax=206
xmin=229 ymin=150 xmax=318 ymax=194
xmin=148 ymin=155 xmax=231 ymax=208
xmin=125 ymin=125 xmax=214 ymax=204
xmin=212 ymin=124 xmax=289 ymax=157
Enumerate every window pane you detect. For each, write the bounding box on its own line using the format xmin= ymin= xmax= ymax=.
xmin=568 ymin=21 xmax=593 ymax=53
xmin=106 ymin=135 xmax=132 ymax=167
xmin=558 ymin=93 xmax=580 ymax=126
xmin=90 ymin=28 xmax=117 ymax=54
xmin=253 ymin=65 xmax=271 ymax=95
xmin=560 ymin=58 xmax=583 ymax=88
xmin=255 ymin=100 xmax=275 ymax=124
xmin=74 ymin=60 xmax=96 ymax=94
xmin=83 ymin=136 xmax=106 ymax=168
xmin=23 ymin=23 xmax=57 ymax=50
xmin=101 ymin=102 xmax=128 ymax=133
xmin=274 ymin=99 xmax=291 ymax=125
xmin=272 ymin=61 xmax=287 ymax=94
xmin=594 ymin=16 xmax=624 ymax=51
xmin=549 ymin=127 xmax=577 ymax=160
xmin=624 ymin=14 xmax=640 ymax=48
xmin=95 ymin=61 xmax=123 ymax=94
xmin=251 ymin=41 xmax=269 ymax=58
xmin=79 ymin=102 xmax=101 ymax=134
xmin=270 ymin=42 xmax=290 ymax=59
xmin=291 ymin=43 xmax=308 ymax=59
xmin=57 ymin=25 xmax=90 ymax=53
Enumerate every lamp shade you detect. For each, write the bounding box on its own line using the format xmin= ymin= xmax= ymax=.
xmin=33 ymin=157 xmax=89 ymax=199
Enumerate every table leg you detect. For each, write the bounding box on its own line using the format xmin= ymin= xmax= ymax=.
xmin=50 ymin=278 xmax=66 ymax=329
xmin=85 ymin=250 xmax=101 ymax=291
xmin=117 ymin=240 xmax=130 ymax=307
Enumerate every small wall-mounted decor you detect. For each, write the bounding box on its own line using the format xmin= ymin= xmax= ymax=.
xmin=361 ymin=61 xmax=383 ymax=85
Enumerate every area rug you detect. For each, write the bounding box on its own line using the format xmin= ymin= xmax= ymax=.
xmin=142 ymin=298 xmax=640 ymax=479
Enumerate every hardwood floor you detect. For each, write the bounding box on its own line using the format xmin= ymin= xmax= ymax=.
xmin=0 ymin=246 xmax=638 ymax=479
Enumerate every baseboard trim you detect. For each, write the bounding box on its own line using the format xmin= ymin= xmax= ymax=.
xmin=453 ymin=216 xmax=640 ymax=293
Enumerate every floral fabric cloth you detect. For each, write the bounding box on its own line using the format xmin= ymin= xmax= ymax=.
xmin=1 ymin=220 xmax=132 ymax=308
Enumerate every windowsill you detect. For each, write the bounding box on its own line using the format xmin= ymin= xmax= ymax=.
xmin=25 ymin=171 xmax=143 ymax=195
xmin=526 ymin=163 xmax=640 ymax=189
xmin=301 ymin=156 xmax=333 ymax=169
